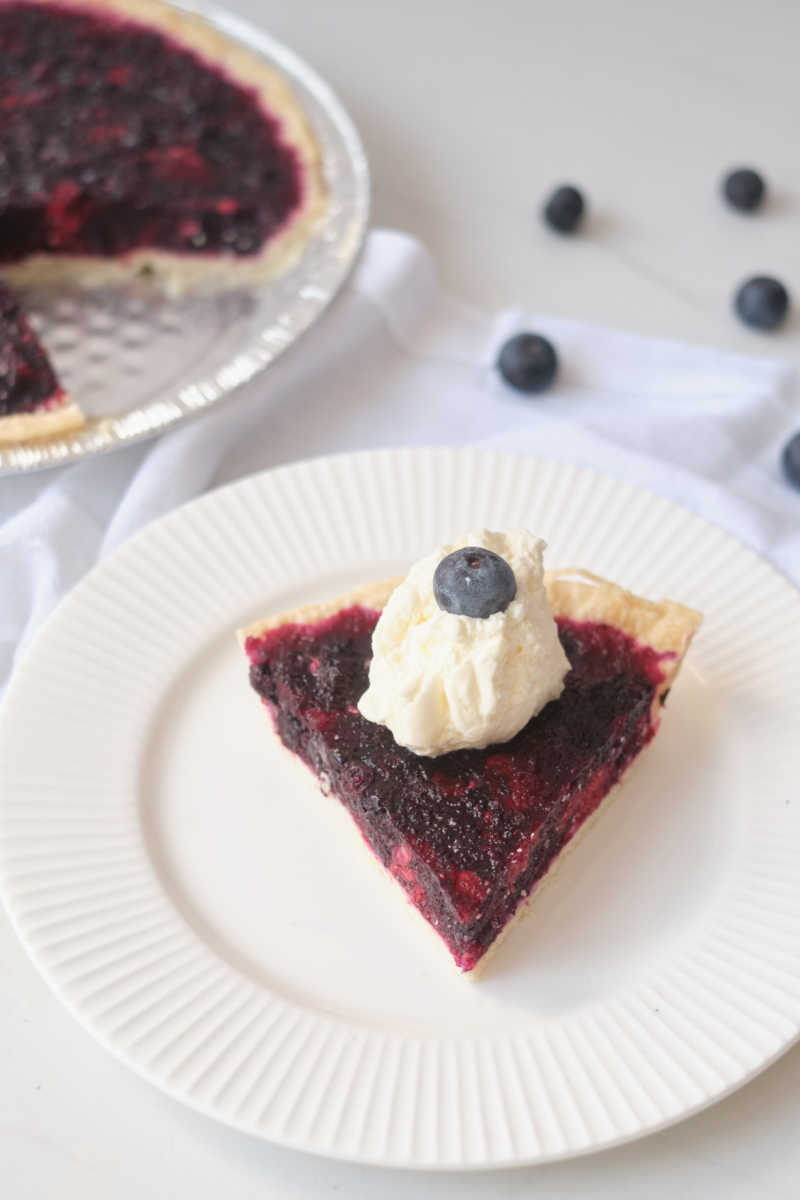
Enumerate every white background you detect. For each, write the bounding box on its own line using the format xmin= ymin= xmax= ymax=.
xmin=3 ymin=1 xmax=800 ymax=1196
xmin=252 ymin=0 xmax=800 ymax=360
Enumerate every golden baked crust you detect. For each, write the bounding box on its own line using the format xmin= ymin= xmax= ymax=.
xmin=3 ymin=0 xmax=326 ymax=294
xmin=239 ymin=571 xmax=701 ymax=695
xmin=0 ymin=397 xmax=84 ymax=445
xmin=239 ymin=579 xmax=401 ymax=646
xmin=544 ymin=568 xmax=701 ymax=695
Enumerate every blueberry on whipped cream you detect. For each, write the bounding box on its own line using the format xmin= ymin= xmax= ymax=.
xmin=357 ymin=530 xmax=570 ymax=757
xmin=433 ymin=547 xmax=517 ymax=618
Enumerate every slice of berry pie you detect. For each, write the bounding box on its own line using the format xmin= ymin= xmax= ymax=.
xmin=0 ymin=0 xmax=325 ymax=292
xmin=0 ymin=280 xmax=82 ymax=444
xmin=240 ymin=540 xmax=701 ymax=974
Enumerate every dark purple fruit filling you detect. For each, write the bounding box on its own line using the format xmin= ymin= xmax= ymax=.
xmin=0 ymin=280 xmax=63 ymax=416
xmin=0 ymin=2 xmax=302 ymax=263
xmin=247 ymin=605 xmax=670 ymax=971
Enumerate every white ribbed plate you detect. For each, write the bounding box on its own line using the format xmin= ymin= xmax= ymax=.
xmin=3 ymin=448 xmax=800 ymax=1169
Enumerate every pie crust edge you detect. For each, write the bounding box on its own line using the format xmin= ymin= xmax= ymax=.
xmin=239 ymin=569 xmax=702 ymax=697
xmin=0 ymin=397 xmax=85 ymax=445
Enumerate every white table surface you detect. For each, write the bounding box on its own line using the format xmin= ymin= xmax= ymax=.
xmin=3 ymin=1 xmax=800 ymax=1196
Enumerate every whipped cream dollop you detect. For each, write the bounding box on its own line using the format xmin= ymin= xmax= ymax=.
xmin=358 ymin=530 xmax=570 ymax=756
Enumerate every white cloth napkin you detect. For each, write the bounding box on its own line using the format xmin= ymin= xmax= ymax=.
xmin=1 ymin=229 xmax=798 ymax=689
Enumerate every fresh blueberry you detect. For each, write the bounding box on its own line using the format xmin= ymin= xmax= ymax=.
xmin=734 ymin=276 xmax=789 ymax=331
xmin=497 ymin=332 xmax=558 ymax=393
xmin=722 ymin=167 xmax=765 ymax=212
xmin=781 ymin=432 xmax=800 ymax=490
xmin=434 ymin=548 xmax=517 ymax=619
xmin=543 ymin=184 xmax=585 ymax=233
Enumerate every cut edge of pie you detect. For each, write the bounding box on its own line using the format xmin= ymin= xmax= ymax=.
xmin=0 ymin=278 xmax=84 ymax=444
xmin=0 ymin=394 xmax=84 ymax=445
xmin=2 ymin=0 xmax=326 ymax=295
xmin=239 ymin=571 xmax=701 ymax=975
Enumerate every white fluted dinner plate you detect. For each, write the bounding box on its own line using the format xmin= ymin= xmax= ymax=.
xmin=2 ymin=448 xmax=800 ymax=1168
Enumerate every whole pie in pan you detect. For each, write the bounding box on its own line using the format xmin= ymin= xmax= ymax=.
xmin=0 ymin=0 xmax=325 ymax=444
xmin=0 ymin=0 xmax=325 ymax=292
xmin=240 ymin=567 xmax=701 ymax=974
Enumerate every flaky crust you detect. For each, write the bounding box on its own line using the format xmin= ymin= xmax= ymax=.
xmin=0 ymin=397 xmax=84 ymax=445
xmin=239 ymin=578 xmax=401 ymax=647
xmin=544 ymin=568 xmax=701 ymax=694
xmin=239 ymin=571 xmax=701 ymax=691
xmin=3 ymin=0 xmax=326 ymax=294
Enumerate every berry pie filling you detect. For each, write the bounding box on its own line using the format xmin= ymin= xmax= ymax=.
xmin=0 ymin=281 xmax=64 ymax=416
xmin=246 ymin=605 xmax=672 ymax=972
xmin=0 ymin=2 xmax=304 ymax=263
